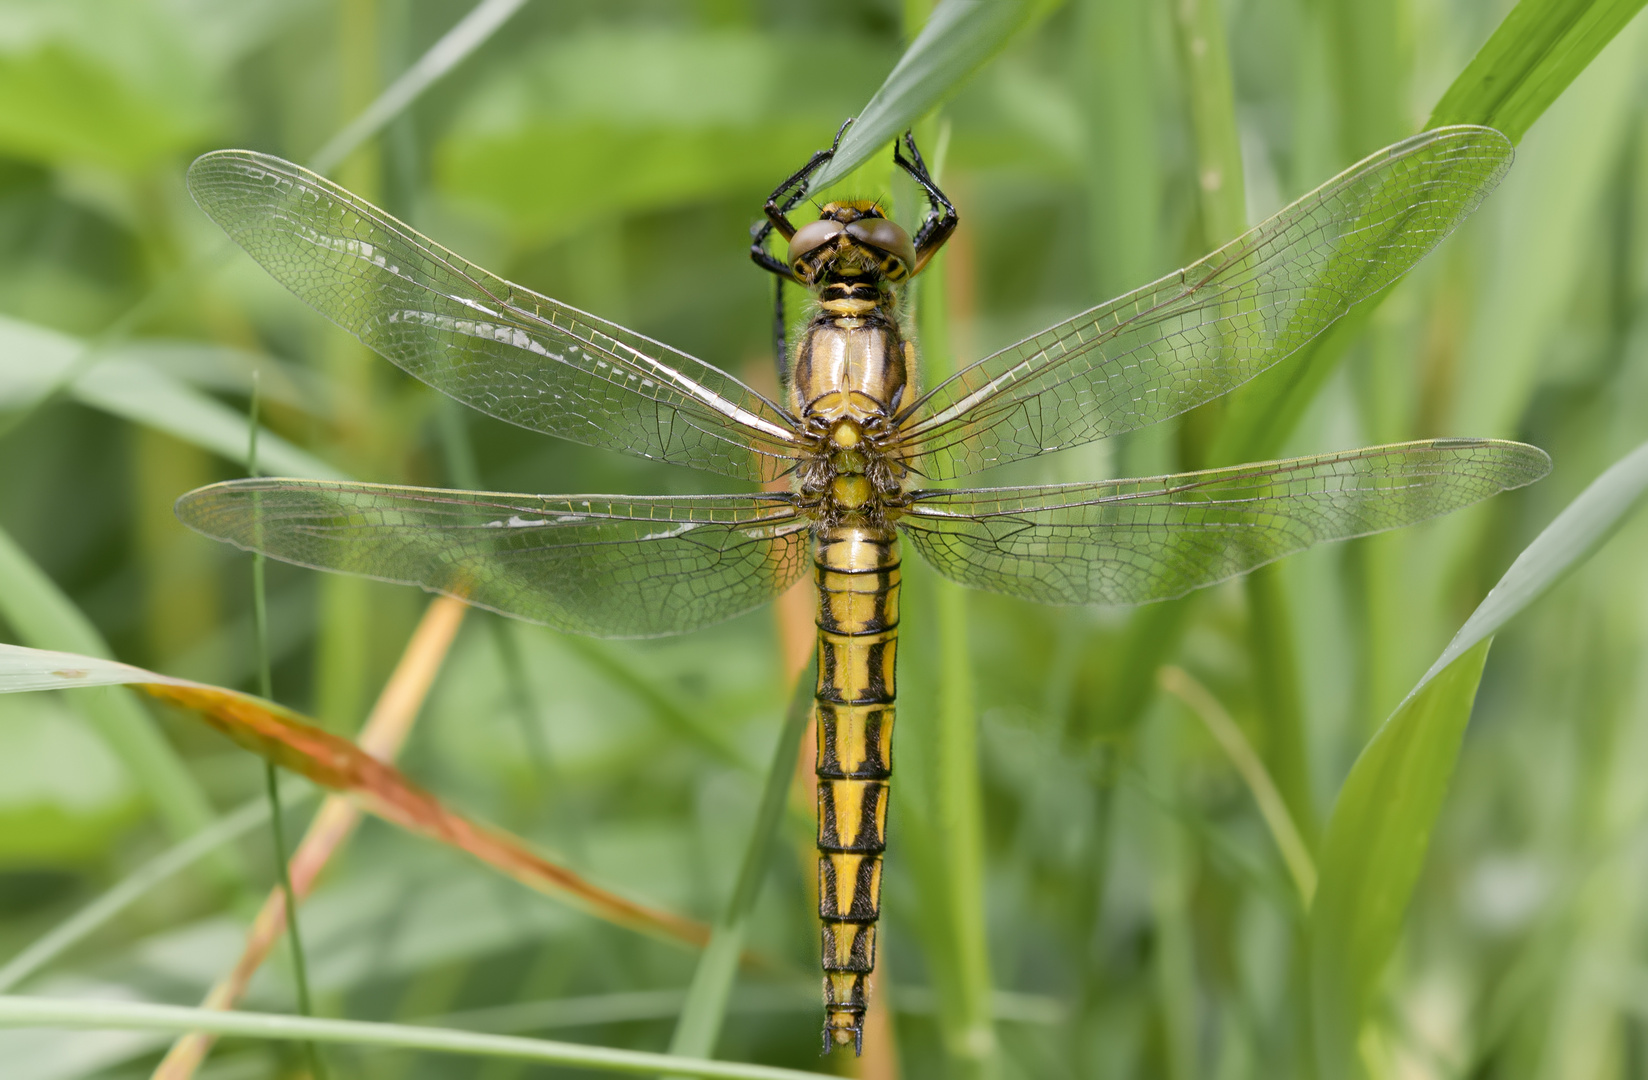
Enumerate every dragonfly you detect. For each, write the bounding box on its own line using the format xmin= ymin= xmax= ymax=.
xmin=176 ymin=123 xmax=1548 ymax=1054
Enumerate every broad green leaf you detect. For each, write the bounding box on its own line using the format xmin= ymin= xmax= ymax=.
xmin=1309 ymin=438 xmax=1648 ymax=1078
xmin=1427 ymin=0 xmax=1648 ymax=140
xmin=0 ymin=997 xmax=830 ymax=1079
xmin=1310 ymin=639 xmax=1492 ymax=1080
xmin=0 ymin=315 xmax=345 ymax=480
xmin=0 ymin=643 xmax=710 ymax=949
xmin=810 ymin=0 xmax=1041 ymax=190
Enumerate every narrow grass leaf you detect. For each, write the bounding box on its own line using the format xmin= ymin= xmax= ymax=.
xmin=1310 ymin=639 xmax=1491 ymax=1080
xmin=0 ymin=792 xmax=308 ymax=993
xmin=1309 ymin=438 xmax=1648 ymax=1078
xmin=156 ymin=597 xmax=467 ymax=1080
xmin=310 ymin=0 xmax=529 ymax=173
xmin=0 ymin=643 xmax=710 ymax=950
xmin=0 ymin=998 xmax=829 ymax=1080
xmin=0 ymin=316 xmax=344 ymax=480
xmin=0 ymin=527 xmax=236 ymax=882
xmin=1415 ymin=438 xmax=1648 ymax=698
xmin=810 ymin=0 xmax=1038 ymax=190
xmin=1427 ymin=0 xmax=1648 ymax=141
xmin=667 ymin=659 xmax=815 ymax=1062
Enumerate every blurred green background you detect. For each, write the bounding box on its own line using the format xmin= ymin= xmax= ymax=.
xmin=1 ymin=0 xmax=1647 ymax=1077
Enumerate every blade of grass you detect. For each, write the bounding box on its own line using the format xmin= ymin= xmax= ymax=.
xmin=0 ymin=642 xmax=711 ymax=950
xmin=666 ymin=658 xmax=816 ymax=1064
xmin=1158 ymin=666 xmax=1316 ymax=906
xmin=0 ymin=787 xmax=314 ymax=993
xmin=0 ymin=526 xmax=241 ymax=887
xmin=1309 ymin=438 xmax=1648 ymax=1078
xmin=245 ymin=378 xmax=326 ymax=1080
xmin=811 ymin=0 xmax=1039 ymax=190
xmin=1212 ymin=0 xmax=1647 ymax=471
xmin=1427 ymin=0 xmax=1648 ymax=141
xmin=0 ymin=0 xmax=518 ymax=459
xmin=155 ymin=595 xmax=469 ymax=1080
xmin=907 ymin=113 xmax=996 ymax=1077
xmin=310 ymin=0 xmax=529 ymax=173
xmin=0 ymin=317 xmax=344 ymax=480
xmin=0 ymin=998 xmax=831 ymax=1080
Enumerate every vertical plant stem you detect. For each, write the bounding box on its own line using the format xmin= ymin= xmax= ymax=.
xmin=908 ymin=105 xmax=996 ymax=1075
xmin=247 ymin=379 xmax=326 ymax=1079
xmin=153 ymin=596 xmax=468 ymax=1080
xmin=665 ymin=660 xmax=816 ymax=1066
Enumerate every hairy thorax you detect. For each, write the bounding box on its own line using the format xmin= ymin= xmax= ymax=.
xmin=790 ymin=285 xmax=914 ymax=524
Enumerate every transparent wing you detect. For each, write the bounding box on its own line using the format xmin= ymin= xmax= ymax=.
xmin=897 ymin=439 xmax=1549 ymax=605
xmin=176 ymin=480 xmax=811 ymax=638
xmin=188 ymin=151 xmax=803 ymax=483
xmin=891 ymin=127 xmax=1514 ymax=480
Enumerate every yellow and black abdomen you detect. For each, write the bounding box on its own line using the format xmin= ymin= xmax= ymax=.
xmin=812 ymin=524 xmax=900 ymax=1052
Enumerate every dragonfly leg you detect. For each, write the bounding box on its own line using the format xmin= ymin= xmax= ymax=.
xmin=770 ymin=275 xmax=788 ymax=391
xmin=750 ymin=118 xmax=854 ymax=279
xmin=894 ymin=131 xmax=958 ymax=277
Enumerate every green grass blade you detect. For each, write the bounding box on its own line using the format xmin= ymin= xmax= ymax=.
xmin=0 ymin=790 xmax=309 ymax=993
xmin=1170 ymin=0 xmax=1245 ymax=250
xmin=1427 ymin=0 xmax=1648 ymax=141
xmin=1213 ymin=3 xmax=1644 ymax=470
xmin=0 ymin=525 xmax=240 ymax=885
xmin=0 ymin=998 xmax=831 ymax=1079
xmin=1309 ymin=438 xmax=1648 ymax=1078
xmin=0 ymin=316 xmax=345 ymax=480
xmin=1415 ymin=439 xmax=1648 ymax=698
xmin=1309 ymin=639 xmax=1493 ymax=1080
xmin=666 ymin=659 xmax=816 ymax=1062
xmin=310 ymin=0 xmax=529 ymax=173
xmin=810 ymin=0 xmax=1039 ymax=190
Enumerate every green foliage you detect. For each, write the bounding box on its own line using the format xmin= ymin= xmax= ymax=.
xmin=1 ymin=1 xmax=1648 ymax=1078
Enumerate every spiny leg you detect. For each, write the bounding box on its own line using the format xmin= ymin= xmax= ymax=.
xmin=893 ymin=131 xmax=959 ymax=276
xmin=749 ymin=117 xmax=854 ymax=279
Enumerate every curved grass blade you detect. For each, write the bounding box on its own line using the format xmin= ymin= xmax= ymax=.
xmin=0 ymin=315 xmax=344 ymax=480
xmin=1309 ymin=438 xmax=1648 ymax=1079
xmin=667 ymin=658 xmax=815 ymax=1063
xmin=0 ymin=527 xmax=238 ymax=885
xmin=810 ymin=0 xmax=1039 ymax=190
xmin=1213 ymin=3 xmax=1646 ymax=469
xmin=1427 ymin=0 xmax=1648 ymax=141
xmin=0 ymin=643 xmax=710 ymax=950
xmin=0 ymin=791 xmax=308 ymax=994
xmin=155 ymin=596 xmax=467 ymax=1080
xmin=310 ymin=0 xmax=529 ymax=173
xmin=0 ymin=998 xmax=829 ymax=1080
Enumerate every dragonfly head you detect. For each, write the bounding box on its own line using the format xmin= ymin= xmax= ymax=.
xmin=788 ymin=202 xmax=916 ymax=288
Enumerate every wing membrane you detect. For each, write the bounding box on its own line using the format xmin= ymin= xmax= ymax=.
xmin=891 ymin=127 xmax=1514 ymax=479
xmin=176 ymin=480 xmax=811 ymax=637
xmin=897 ymin=439 xmax=1549 ymax=605
xmin=188 ymin=151 xmax=802 ymax=483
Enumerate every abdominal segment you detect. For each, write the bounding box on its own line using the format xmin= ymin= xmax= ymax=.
xmin=812 ymin=524 xmax=900 ymax=1053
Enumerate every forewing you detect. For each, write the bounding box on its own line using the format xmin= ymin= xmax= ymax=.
xmin=898 ymin=439 xmax=1549 ymax=605
xmin=188 ymin=151 xmax=802 ymax=483
xmin=892 ymin=127 xmax=1514 ymax=479
xmin=176 ymin=480 xmax=811 ymax=638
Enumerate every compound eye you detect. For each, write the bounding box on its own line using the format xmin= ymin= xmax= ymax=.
xmin=788 ymin=218 xmax=845 ymax=275
xmin=846 ymin=217 xmax=916 ymax=279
